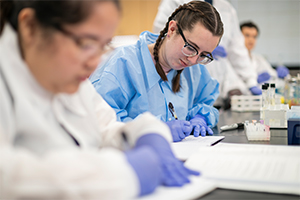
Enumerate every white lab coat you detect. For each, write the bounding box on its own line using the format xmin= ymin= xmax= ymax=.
xmin=0 ymin=24 xmax=172 ymax=200
xmin=251 ymin=52 xmax=277 ymax=78
xmin=153 ymin=0 xmax=258 ymax=100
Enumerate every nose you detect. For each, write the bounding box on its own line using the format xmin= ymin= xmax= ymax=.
xmin=187 ymin=55 xmax=198 ymax=65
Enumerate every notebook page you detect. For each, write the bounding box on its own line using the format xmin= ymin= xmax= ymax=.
xmin=171 ymin=136 xmax=225 ymax=160
xmin=185 ymin=143 xmax=300 ymax=195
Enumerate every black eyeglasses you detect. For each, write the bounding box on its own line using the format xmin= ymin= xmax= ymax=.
xmin=177 ymin=24 xmax=214 ymax=65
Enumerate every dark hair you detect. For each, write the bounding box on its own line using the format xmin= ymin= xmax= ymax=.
xmin=240 ymin=21 xmax=260 ymax=35
xmin=153 ymin=1 xmax=223 ymax=93
xmin=0 ymin=0 xmax=121 ymax=35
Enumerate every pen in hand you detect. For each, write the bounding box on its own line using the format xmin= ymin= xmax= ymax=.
xmin=168 ymin=102 xmax=178 ymax=120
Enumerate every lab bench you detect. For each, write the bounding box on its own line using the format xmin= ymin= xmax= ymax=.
xmin=196 ymin=110 xmax=299 ymax=200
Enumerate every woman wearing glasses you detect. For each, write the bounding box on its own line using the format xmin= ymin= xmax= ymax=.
xmin=0 ymin=1 xmax=199 ymax=199
xmin=90 ymin=1 xmax=224 ymax=141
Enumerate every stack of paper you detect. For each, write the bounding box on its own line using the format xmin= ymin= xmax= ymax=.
xmin=185 ymin=143 xmax=300 ymax=195
xmin=135 ymin=176 xmax=216 ymax=200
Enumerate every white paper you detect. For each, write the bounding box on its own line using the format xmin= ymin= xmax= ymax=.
xmin=171 ymin=136 xmax=225 ymax=160
xmin=135 ymin=176 xmax=216 ymax=200
xmin=185 ymin=143 xmax=300 ymax=195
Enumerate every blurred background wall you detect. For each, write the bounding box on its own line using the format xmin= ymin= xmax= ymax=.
xmin=115 ymin=0 xmax=160 ymax=35
xmin=229 ymin=0 xmax=299 ymax=68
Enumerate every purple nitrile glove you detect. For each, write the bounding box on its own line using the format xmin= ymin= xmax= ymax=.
xmin=165 ymin=120 xmax=193 ymax=142
xmin=257 ymin=72 xmax=271 ymax=83
xmin=277 ymin=66 xmax=289 ymax=78
xmin=126 ymin=146 xmax=162 ymax=196
xmin=250 ymin=86 xmax=262 ymax=95
xmin=212 ymin=45 xmax=227 ymax=60
xmin=135 ymin=134 xmax=200 ymax=187
xmin=190 ymin=115 xmax=213 ymax=137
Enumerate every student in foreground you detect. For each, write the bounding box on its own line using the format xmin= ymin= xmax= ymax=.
xmin=90 ymin=1 xmax=224 ymax=142
xmin=0 ymin=1 xmax=198 ymax=199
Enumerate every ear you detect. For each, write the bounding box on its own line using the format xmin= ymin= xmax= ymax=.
xmin=167 ymin=20 xmax=178 ymax=37
xmin=18 ymin=8 xmax=38 ymax=46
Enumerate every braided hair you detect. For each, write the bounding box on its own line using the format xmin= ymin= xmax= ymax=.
xmin=153 ymin=0 xmax=223 ymax=93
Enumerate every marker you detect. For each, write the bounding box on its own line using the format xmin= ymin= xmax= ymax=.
xmin=220 ymin=123 xmax=244 ymax=131
xmin=168 ymin=102 xmax=178 ymax=120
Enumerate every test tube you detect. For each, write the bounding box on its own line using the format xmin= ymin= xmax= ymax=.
xmin=264 ymin=83 xmax=270 ymax=106
xmin=270 ymin=83 xmax=276 ymax=106
xmin=262 ymin=85 xmax=268 ymax=108
xmin=260 ymin=84 xmax=268 ymax=120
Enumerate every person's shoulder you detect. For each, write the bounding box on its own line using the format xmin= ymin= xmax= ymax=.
xmin=139 ymin=31 xmax=159 ymax=44
xmin=99 ymin=44 xmax=139 ymax=69
xmin=113 ymin=45 xmax=138 ymax=58
xmin=214 ymin=0 xmax=236 ymax=14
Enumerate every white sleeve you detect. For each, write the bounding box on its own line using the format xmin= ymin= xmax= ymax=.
xmin=253 ymin=53 xmax=277 ymax=78
xmin=153 ymin=0 xmax=187 ymax=33
xmin=0 ymin=80 xmax=172 ymax=200
xmin=0 ymin=128 xmax=139 ymax=200
xmin=226 ymin=6 xmax=257 ymax=88
xmin=0 ymin=70 xmax=16 ymax=140
xmin=84 ymin=81 xmax=172 ymax=149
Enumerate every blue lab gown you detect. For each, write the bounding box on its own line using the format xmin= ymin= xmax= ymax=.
xmin=90 ymin=31 xmax=219 ymax=127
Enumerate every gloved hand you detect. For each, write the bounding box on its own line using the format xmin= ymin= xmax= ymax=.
xmin=165 ymin=120 xmax=193 ymax=142
xmin=189 ymin=115 xmax=213 ymax=137
xmin=249 ymin=86 xmax=262 ymax=95
xmin=277 ymin=66 xmax=289 ymax=78
xmin=135 ymin=134 xmax=200 ymax=187
xmin=211 ymin=45 xmax=227 ymax=60
xmin=126 ymin=146 xmax=162 ymax=196
xmin=257 ymin=72 xmax=271 ymax=83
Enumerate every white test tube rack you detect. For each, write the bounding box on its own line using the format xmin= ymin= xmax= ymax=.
xmin=244 ymin=121 xmax=270 ymax=141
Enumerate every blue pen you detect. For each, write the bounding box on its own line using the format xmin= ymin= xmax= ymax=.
xmin=168 ymin=102 xmax=178 ymax=120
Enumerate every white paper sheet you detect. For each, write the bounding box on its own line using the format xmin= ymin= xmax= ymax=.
xmin=171 ymin=136 xmax=225 ymax=160
xmin=185 ymin=143 xmax=300 ymax=195
xmin=135 ymin=176 xmax=216 ymax=200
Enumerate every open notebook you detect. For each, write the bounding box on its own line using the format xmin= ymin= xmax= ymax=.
xmin=171 ymin=135 xmax=225 ymax=160
xmin=137 ymin=141 xmax=299 ymax=199
xmin=185 ymin=143 xmax=300 ymax=195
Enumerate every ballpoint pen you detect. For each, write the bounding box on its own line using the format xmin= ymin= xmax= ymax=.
xmin=168 ymin=102 xmax=178 ymax=120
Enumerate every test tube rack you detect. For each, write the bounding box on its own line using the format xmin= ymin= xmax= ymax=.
xmin=244 ymin=121 xmax=270 ymax=141
xmin=231 ymin=95 xmax=261 ymax=112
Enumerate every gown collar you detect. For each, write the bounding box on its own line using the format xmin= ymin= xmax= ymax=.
xmin=138 ymin=31 xmax=176 ymax=91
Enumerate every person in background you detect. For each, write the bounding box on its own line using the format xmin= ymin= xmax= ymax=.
xmin=0 ymin=1 xmax=199 ymax=199
xmin=153 ymin=0 xmax=262 ymax=110
xmin=90 ymin=1 xmax=223 ymax=142
xmin=240 ymin=21 xmax=290 ymax=84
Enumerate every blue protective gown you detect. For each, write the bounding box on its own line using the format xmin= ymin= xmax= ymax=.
xmin=90 ymin=31 xmax=219 ymax=127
